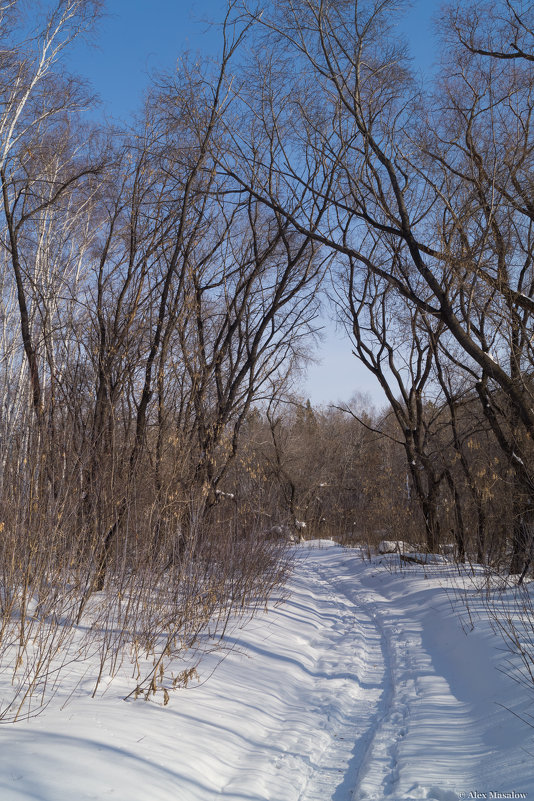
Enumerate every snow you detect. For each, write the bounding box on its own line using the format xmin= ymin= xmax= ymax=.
xmin=2 ymin=541 xmax=534 ymax=800
xmin=215 ymin=490 xmax=235 ymax=499
xmin=378 ymin=540 xmax=414 ymax=554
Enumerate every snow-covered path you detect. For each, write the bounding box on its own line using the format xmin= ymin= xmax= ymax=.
xmin=2 ymin=542 xmax=534 ymax=800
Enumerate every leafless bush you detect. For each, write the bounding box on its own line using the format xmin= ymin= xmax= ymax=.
xmin=484 ymin=582 xmax=534 ymax=725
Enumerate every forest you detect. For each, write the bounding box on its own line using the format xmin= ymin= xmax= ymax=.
xmin=0 ymin=0 xmax=532 ymax=717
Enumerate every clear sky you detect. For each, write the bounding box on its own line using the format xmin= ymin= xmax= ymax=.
xmin=65 ymin=0 xmax=441 ymax=409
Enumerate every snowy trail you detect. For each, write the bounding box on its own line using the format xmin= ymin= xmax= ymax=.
xmin=304 ymin=548 xmax=479 ymax=801
xmin=315 ymin=552 xmax=480 ymax=800
xmin=217 ymin=548 xmax=388 ymax=801
xmin=1 ymin=542 xmax=534 ymax=801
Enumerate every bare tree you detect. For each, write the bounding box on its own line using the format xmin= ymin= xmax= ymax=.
xmin=220 ymin=0 xmax=534 ymax=571
xmin=447 ymin=0 xmax=534 ymax=63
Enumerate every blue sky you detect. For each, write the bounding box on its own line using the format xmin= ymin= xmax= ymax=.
xmin=66 ymin=0 xmax=441 ymax=408
xmin=65 ymin=0 xmax=230 ymax=122
xmin=67 ymin=0 xmax=440 ymax=123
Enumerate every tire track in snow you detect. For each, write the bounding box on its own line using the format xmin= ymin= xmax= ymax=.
xmin=308 ymin=550 xmax=397 ymax=800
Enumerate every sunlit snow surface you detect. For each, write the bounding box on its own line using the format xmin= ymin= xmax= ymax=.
xmin=2 ymin=541 xmax=534 ymax=800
